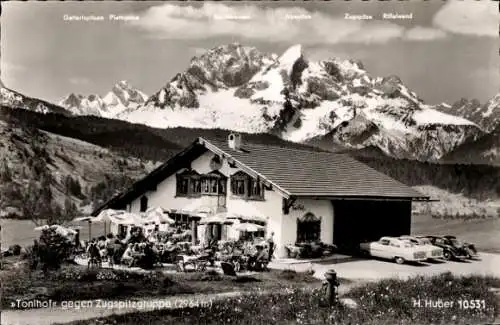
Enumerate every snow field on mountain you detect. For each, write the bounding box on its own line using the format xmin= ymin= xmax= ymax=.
xmin=413 ymin=107 xmax=477 ymax=126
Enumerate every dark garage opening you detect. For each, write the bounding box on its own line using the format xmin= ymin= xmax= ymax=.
xmin=332 ymin=199 xmax=412 ymax=254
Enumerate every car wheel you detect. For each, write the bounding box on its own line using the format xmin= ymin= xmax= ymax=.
xmin=443 ymin=251 xmax=451 ymax=260
xmin=395 ymin=257 xmax=405 ymax=265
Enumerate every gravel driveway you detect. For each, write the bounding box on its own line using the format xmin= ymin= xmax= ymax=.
xmin=297 ymin=252 xmax=500 ymax=281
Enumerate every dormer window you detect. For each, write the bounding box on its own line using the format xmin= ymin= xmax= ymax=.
xmin=176 ymin=169 xmax=226 ymax=197
xmin=176 ymin=169 xmax=200 ymax=197
xmin=202 ymin=170 xmax=227 ymax=195
xmin=230 ymin=171 xmax=264 ymax=200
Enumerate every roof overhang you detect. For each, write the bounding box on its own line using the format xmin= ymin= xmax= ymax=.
xmin=91 ymin=140 xmax=208 ymax=216
xmin=295 ymin=195 xmax=433 ymax=202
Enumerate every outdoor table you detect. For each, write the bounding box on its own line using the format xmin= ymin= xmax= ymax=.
xmin=176 ymin=254 xmax=209 ymax=272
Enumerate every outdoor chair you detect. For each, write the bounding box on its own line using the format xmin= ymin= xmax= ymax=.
xmin=88 ymin=255 xmax=102 ymax=270
xmin=220 ymin=261 xmax=237 ymax=276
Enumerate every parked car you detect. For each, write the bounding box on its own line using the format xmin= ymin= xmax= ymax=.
xmin=399 ymin=236 xmax=444 ymax=260
xmin=419 ymin=236 xmax=468 ymax=260
xmin=359 ymin=236 xmax=427 ymax=264
xmin=442 ymin=236 xmax=478 ymax=259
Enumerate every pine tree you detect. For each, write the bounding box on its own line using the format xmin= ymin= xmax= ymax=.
xmin=0 ymin=159 xmax=12 ymax=182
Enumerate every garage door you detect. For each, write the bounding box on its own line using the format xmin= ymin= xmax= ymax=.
xmin=332 ymin=200 xmax=411 ymax=253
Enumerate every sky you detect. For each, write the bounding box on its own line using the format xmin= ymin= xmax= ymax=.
xmin=1 ymin=0 xmax=498 ymax=105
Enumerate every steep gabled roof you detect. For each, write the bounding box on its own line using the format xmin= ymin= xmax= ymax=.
xmin=201 ymin=137 xmax=427 ymax=199
xmin=92 ymin=136 xmax=428 ymax=216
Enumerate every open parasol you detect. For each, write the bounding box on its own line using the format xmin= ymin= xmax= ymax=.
xmin=234 ymin=223 xmax=265 ymax=232
xmin=142 ymin=207 xmax=175 ymax=225
xmin=225 ymin=201 xmax=268 ymax=223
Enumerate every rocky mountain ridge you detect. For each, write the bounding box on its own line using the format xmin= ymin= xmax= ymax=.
xmin=59 ymin=80 xmax=148 ymax=118
xmin=0 ymin=84 xmax=68 ymax=115
xmin=436 ymin=94 xmax=500 ymax=133
xmin=118 ymin=43 xmax=485 ymax=162
xmin=4 ymin=43 xmax=498 ymax=164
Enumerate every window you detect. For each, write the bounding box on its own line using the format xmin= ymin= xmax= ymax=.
xmin=296 ymin=212 xmax=321 ymax=243
xmin=201 ymin=177 xmax=219 ymax=194
xmin=249 ymin=178 xmax=264 ymax=199
xmin=176 ymin=169 xmax=227 ymax=197
xmin=380 ymin=239 xmax=390 ymax=245
xmin=177 ymin=178 xmax=189 ymax=195
xmin=176 ymin=169 xmax=199 ymax=196
xmin=218 ymin=179 xmax=226 ymax=194
xmin=140 ymin=196 xmax=148 ymax=212
xmin=190 ymin=178 xmax=201 ymax=194
xmin=170 ymin=213 xmax=191 ymax=228
xmin=230 ymin=171 xmax=264 ymax=200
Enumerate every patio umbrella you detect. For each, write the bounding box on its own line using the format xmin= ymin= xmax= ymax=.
xmin=94 ymin=209 xmax=127 ymax=222
xmin=109 ymin=212 xmax=144 ymax=225
xmin=199 ymin=215 xmax=228 ymax=224
xmin=142 ymin=207 xmax=175 ymax=225
xmin=226 ymin=201 xmax=268 ymax=223
xmin=210 ymin=212 xmax=237 ymax=224
xmin=73 ymin=216 xmax=93 ymax=222
xmin=35 ymin=225 xmax=77 ymax=238
xmin=234 ymin=223 xmax=265 ymax=232
xmin=52 ymin=225 xmax=77 ymax=237
xmin=180 ymin=198 xmax=215 ymax=215
xmin=93 ymin=209 xmax=128 ymax=237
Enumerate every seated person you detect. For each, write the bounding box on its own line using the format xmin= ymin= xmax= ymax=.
xmin=247 ymin=245 xmax=268 ymax=270
xmin=97 ymin=236 xmax=106 ymax=249
xmin=147 ymin=232 xmax=158 ymax=243
xmin=138 ymin=242 xmax=156 ymax=269
xmin=120 ymin=243 xmax=135 ymax=266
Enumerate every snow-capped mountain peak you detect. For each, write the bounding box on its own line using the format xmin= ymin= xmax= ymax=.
xmin=113 ymin=43 xmax=484 ymax=161
xmin=59 ymin=81 xmax=148 ymax=118
xmin=278 ymin=44 xmax=303 ymax=73
xmin=0 ymin=83 xmax=67 ymax=115
xmin=436 ymin=93 xmax=500 ymax=133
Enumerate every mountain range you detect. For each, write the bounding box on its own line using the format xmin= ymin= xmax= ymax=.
xmin=59 ymin=80 xmax=148 ymax=118
xmin=1 ymin=43 xmax=499 ymax=165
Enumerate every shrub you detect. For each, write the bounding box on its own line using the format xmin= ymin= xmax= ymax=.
xmin=37 ymin=228 xmax=74 ymax=272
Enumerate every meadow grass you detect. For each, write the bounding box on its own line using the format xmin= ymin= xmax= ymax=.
xmin=59 ymin=272 xmax=499 ymax=325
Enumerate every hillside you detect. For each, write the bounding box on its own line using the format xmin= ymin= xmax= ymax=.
xmin=0 ymin=118 xmax=156 ymax=222
xmin=0 ymin=106 xmax=325 ymax=162
xmin=442 ymin=123 xmax=500 ymax=166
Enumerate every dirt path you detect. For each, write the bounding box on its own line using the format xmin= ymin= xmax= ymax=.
xmin=1 ymin=285 xmax=354 ymax=325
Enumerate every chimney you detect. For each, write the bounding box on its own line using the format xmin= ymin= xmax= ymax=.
xmin=227 ymin=133 xmax=242 ymax=150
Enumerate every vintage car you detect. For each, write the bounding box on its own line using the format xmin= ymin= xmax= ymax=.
xmin=419 ymin=236 xmax=469 ymax=260
xmin=399 ymin=236 xmax=444 ymax=260
xmin=442 ymin=235 xmax=478 ymax=259
xmin=359 ymin=236 xmax=428 ymax=264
